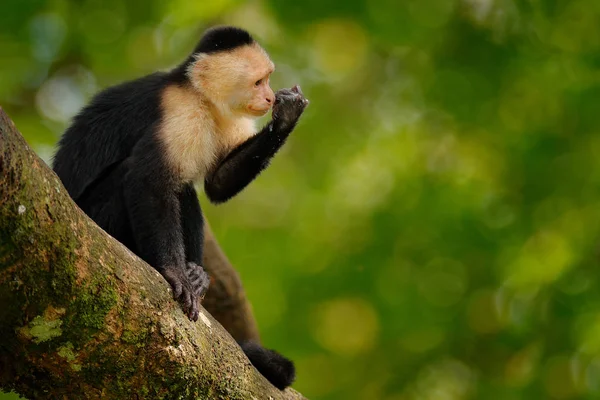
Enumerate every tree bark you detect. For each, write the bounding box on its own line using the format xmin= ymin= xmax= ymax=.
xmin=0 ymin=107 xmax=306 ymax=400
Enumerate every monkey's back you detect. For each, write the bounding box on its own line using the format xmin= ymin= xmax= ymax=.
xmin=52 ymin=72 xmax=171 ymax=200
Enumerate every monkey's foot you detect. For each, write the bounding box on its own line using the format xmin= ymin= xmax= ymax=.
xmin=186 ymin=262 xmax=210 ymax=298
xmin=161 ymin=263 xmax=210 ymax=322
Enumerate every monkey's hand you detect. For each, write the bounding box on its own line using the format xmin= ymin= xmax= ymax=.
xmin=161 ymin=262 xmax=210 ymax=322
xmin=272 ymin=85 xmax=309 ymax=132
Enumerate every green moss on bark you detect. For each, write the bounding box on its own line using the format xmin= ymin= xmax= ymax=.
xmin=57 ymin=343 xmax=82 ymax=371
xmin=121 ymin=327 xmax=149 ymax=346
xmin=18 ymin=315 xmax=63 ymax=344
xmin=65 ymin=278 xmax=118 ymax=338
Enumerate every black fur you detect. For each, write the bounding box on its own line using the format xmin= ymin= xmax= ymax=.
xmin=194 ymin=26 xmax=254 ymax=54
xmin=205 ymin=119 xmax=293 ymax=203
xmin=240 ymin=341 xmax=296 ymax=390
xmin=172 ymin=26 xmax=255 ymax=83
xmin=180 ymin=183 xmax=204 ymax=265
xmin=54 ymin=73 xmax=168 ymax=201
xmin=52 ymin=25 xmax=303 ymax=390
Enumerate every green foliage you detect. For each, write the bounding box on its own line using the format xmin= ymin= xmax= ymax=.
xmin=2 ymin=0 xmax=600 ymax=399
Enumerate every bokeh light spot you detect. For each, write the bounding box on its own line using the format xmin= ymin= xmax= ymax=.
xmin=307 ymin=19 xmax=368 ymax=77
xmin=29 ymin=13 xmax=66 ymax=63
xmin=410 ymin=359 xmax=475 ymax=399
xmin=311 ymin=298 xmax=379 ymax=356
xmin=506 ymin=230 xmax=574 ymax=287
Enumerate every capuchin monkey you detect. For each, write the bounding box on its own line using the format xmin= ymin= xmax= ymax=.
xmin=52 ymin=26 xmax=308 ymax=390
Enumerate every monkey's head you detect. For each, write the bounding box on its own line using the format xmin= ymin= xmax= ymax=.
xmin=186 ymin=26 xmax=276 ymax=118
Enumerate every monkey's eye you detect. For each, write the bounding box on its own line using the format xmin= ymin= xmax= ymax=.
xmin=255 ymin=79 xmax=262 ymax=87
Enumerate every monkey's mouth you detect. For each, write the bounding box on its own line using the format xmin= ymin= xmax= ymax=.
xmin=247 ymin=107 xmax=271 ymax=117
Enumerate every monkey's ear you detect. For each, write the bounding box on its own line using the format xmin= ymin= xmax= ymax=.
xmin=188 ymin=54 xmax=210 ymax=89
xmin=189 ymin=54 xmax=209 ymax=74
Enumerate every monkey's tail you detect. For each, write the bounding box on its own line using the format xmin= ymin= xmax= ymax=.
xmin=239 ymin=341 xmax=295 ymax=390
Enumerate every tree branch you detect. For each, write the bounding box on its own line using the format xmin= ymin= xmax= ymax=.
xmin=0 ymin=107 xmax=306 ymax=400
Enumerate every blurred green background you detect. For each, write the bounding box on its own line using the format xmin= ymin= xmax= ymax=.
xmin=2 ymin=0 xmax=600 ymax=399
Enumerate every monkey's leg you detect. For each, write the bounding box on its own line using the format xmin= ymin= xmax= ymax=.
xmin=179 ymin=183 xmax=210 ymax=300
xmin=121 ymin=143 xmax=203 ymax=321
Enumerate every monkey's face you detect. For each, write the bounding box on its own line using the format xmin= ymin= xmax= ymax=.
xmin=189 ymin=43 xmax=276 ymax=118
xmin=242 ymin=73 xmax=275 ymax=117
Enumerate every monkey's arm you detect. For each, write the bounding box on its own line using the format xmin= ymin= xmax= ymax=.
xmin=204 ymin=86 xmax=308 ymax=203
xmin=123 ymin=139 xmax=207 ymax=320
xmin=203 ymin=121 xmax=287 ymax=203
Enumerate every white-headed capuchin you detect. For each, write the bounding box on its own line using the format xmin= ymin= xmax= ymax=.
xmin=52 ymin=26 xmax=308 ymax=390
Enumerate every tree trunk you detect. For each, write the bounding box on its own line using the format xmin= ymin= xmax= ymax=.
xmin=0 ymin=107 xmax=306 ymax=400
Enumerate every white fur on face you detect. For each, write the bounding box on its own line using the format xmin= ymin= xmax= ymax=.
xmin=159 ymin=82 xmax=258 ymax=183
xmin=187 ymin=43 xmax=275 ymax=115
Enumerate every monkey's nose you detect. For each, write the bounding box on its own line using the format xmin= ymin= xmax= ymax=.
xmin=266 ymin=95 xmax=274 ymax=104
